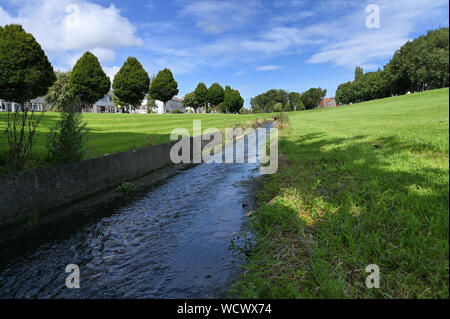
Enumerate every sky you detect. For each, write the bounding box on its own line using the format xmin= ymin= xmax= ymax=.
xmin=1 ymin=0 xmax=449 ymax=106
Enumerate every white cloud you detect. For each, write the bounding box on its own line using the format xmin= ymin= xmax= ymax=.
xmin=103 ymin=66 xmax=121 ymax=82
xmin=91 ymin=48 xmax=117 ymax=62
xmin=0 ymin=0 xmax=142 ymax=68
xmin=238 ymin=0 xmax=449 ymax=69
xmin=304 ymin=0 xmax=449 ymax=68
xmin=255 ymin=65 xmax=283 ymax=71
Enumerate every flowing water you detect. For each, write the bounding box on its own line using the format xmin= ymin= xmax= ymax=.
xmin=0 ymin=125 xmax=271 ymax=298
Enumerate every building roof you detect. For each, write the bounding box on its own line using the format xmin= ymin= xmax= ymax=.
xmin=319 ymin=98 xmax=335 ymax=106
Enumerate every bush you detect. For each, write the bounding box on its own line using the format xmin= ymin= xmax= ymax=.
xmin=273 ymin=103 xmax=283 ymax=112
xmin=46 ymin=111 xmax=88 ymax=164
xmin=239 ymin=107 xmax=251 ymax=114
xmin=275 ymin=112 xmax=290 ymax=129
xmin=171 ymin=109 xmax=182 ymax=114
xmin=277 ymin=112 xmax=289 ymax=124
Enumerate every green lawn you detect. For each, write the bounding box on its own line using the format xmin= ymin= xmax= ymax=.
xmin=231 ymin=88 xmax=449 ymax=298
xmin=0 ymin=112 xmax=272 ymax=170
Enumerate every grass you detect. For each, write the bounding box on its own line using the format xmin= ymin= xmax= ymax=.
xmin=231 ymin=88 xmax=449 ymax=299
xmin=0 ymin=112 xmax=272 ymax=172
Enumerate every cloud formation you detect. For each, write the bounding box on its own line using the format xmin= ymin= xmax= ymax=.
xmin=1 ymin=0 xmax=449 ymax=100
xmin=152 ymin=0 xmax=448 ymax=73
xmin=0 ymin=0 xmax=142 ymax=71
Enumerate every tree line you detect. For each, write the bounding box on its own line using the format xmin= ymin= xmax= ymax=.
xmin=0 ymin=24 xmax=247 ymax=172
xmin=250 ymin=87 xmax=327 ymax=113
xmin=182 ymin=82 xmax=244 ymax=114
xmin=336 ymin=27 xmax=449 ymax=105
xmin=0 ymin=24 xmax=179 ymax=171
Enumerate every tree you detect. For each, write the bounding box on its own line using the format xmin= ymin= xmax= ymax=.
xmin=0 ymin=24 xmax=55 ymax=171
xmin=194 ymin=82 xmax=208 ymax=113
xmin=223 ymin=86 xmax=244 ymax=113
xmin=356 ymin=70 xmax=390 ymax=102
xmin=45 ymin=71 xmax=76 ymax=111
xmin=0 ymin=24 xmax=55 ymax=104
xmin=113 ymin=57 xmax=150 ymax=111
xmin=222 ymin=86 xmax=233 ymax=113
xmin=145 ymin=75 xmax=156 ymax=113
xmin=183 ymin=92 xmax=200 ymax=113
xmin=335 ymin=81 xmax=355 ymax=105
xmin=149 ymin=68 xmax=179 ymax=114
xmin=61 ymin=51 xmax=109 ymax=163
xmin=355 ymin=66 xmax=364 ymax=81
xmin=288 ymin=92 xmax=304 ymax=111
xmin=70 ymin=51 xmax=110 ymax=107
xmin=46 ymin=111 xmax=88 ymax=164
xmin=301 ymin=88 xmax=327 ymax=109
xmin=250 ymin=89 xmax=288 ymax=112
xmin=273 ymin=103 xmax=283 ymax=112
xmin=233 ymin=90 xmax=245 ymax=113
xmin=384 ymin=27 xmax=449 ymax=95
xmin=145 ymin=94 xmax=157 ymax=114
xmin=207 ymin=83 xmax=225 ymax=112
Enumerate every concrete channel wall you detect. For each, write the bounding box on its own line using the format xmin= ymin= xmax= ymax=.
xmin=0 ymin=136 xmax=219 ymax=231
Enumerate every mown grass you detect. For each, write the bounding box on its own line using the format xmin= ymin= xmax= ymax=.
xmin=231 ymin=88 xmax=449 ymax=299
xmin=0 ymin=112 xmax=272 ymax=171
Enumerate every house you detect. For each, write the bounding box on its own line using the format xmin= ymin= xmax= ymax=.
xmin=0 ymin=97 xmax=46 ymax=112
xmin=82 ymin=90 xmax=117 ymax=113
xmin=139 ymin=96 xmax=185 ymax=114
xmin=319 ymin=98 xmax=337 ymax=108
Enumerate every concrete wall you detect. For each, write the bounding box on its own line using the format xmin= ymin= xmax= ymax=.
xmin=0 ymin=135 xmax=216 ymax=230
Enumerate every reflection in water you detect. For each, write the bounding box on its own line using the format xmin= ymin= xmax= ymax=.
xmin=0 ymin=126 xmax=270 ymax=298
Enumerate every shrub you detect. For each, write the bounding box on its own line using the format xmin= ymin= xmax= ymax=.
xmin=171 ymin=109 xmax=182 ymax=114
xmin=117 ymin=181 xmax=135 ymax=195
xmin=46 ymin=111 xmax=88 ymax=164
xmin=273 ymin=103 xmax=283 ymax=112
xmin=275 ymin=112 xmax=290 ymax=129
xmin=277 ymin=112 xmax=289 ymax=124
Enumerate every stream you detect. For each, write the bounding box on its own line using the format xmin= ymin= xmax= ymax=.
xmin=0 ymin=125 xmax=271 ymax=298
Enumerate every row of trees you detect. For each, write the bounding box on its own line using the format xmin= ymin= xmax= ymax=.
xmin=0 ymin=24 xmax=181 ymax=171
xmin=336 ymin=27 xmax=449 ymax=105
xmin=45 ymin=52 xmax=179 ymax=159
xmin=250 ymin=87 xmax=327 ymax=113
xmin=182 ymin=82 xmax=244 ymax=113
xmin=335 ymin=68 xmax=391 ymax=105
xmin=47 ymin=56 xmax=179 ymax=115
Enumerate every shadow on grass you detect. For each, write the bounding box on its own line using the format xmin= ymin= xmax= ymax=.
xmin=232 ymin=131 xmax=449 ymax=299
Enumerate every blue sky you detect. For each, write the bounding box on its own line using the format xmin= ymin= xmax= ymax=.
xmin=1 ymin=0 xmax=449 ymax=106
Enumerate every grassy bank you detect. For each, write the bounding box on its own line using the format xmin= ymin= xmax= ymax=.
xmin=231 ymin=88 xmax=449 ymax=298
xmin=0 ymin=112 xmax=272 ymax=171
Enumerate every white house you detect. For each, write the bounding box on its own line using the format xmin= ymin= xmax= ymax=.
xmin=1 ymin=91 xmax=185 ymax=114
xmin=0 ymin=97 xmax=46 ymax=112
xmin=82 ymin=90 xmax=117 ymax=113
xmin=139 ymin=96 xmax=185 ymax=114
